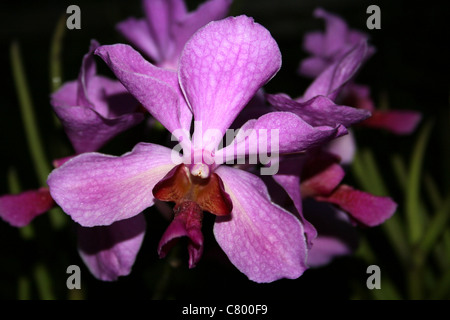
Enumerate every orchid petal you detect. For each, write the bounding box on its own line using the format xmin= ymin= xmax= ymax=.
xmin=316 ymin=184 xmax=397 ymax=227
xmin=172 ymin=0 xmax=233 ymax=59
xmin=51 ymin=41 xmax=144 ymax=154
xmin=302 ymin=31 xmax=325 ymax=56
xmin=214 ymin=166 xmax=308 ymax=283
xmin=298 ymin=56 xmax=329 ymax=79
xmin=271 ymin=155 xmax=317 ymax=248
xmin=268 ymin=93 xmax=371 ymax=128
xmin=325 ymin=129 xmax=357 ymax=165
xmin=179 ymin=15 xmax=281 ymax=148
xmin=302 ymin=41 xmax=367 ymax=101
xmin=47 ymin=143 xmax=176 ymax=227
xmin=95 ymin=44 xmax=192 ymax=137
xmin=314 ymin=8 xmax=351 ymax=56
xmin=215 ymin=111 xmax=342 ymax=164
xmin=52 ymin=83 xmax=144 ymax=154
xmin=158 ymin=201 xmax=204 ymax=268
xmin=0 ymin=188 xmax=55 ymax=227
xmin=76 ymin=40 xmax=99 ymax=107
xmin=78 ymin=213 xmax=146 ymax=281
xmin=116 ymin=18 xmax=161 ymax=63
xmin=361 ymin=110 xmax=422 ymax=135
xmin=300 ymin=152 xmax=345 ymax=198
xmin=142 ymin=0 xmax=181 ymax=61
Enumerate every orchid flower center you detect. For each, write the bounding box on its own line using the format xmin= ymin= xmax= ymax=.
xmin=185 ymin=148 xmax=215 ymax=179
xmin=152 ymin=164 xmax=232 ymax=216
xmin=189 ymin=163 xmax=210 ymax=179
xmin=153 ymin=163 xmax=233 ymax=268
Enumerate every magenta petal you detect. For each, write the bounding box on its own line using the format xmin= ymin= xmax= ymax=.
xmin=47 ymin=143 xmax=176 ymax=227
xmin=95 ymin=44 xmax=192 ymax=135
xmin=171 ymin=0 xmax=233 ymax=60
xmin=298 ymin=56 xmax=329 ymax=79
xmin=267 ymin=93 xmax=371 ymax=128
xmin=141 ymin=0 xmax=186 ymax=67
xmin=158 ymin=201 xmax=204 ymax=268
xmin=52 ymin=155 xmax=76 ymax=168
xmin=325 ymin=130 xmax=357 ymax=165
xmin=300 ymin=151 xmax=346 ymax=198
xmin=299 ymin=8 xmax=375 ymax=78
xmin=215 ymin=111 xmax=342 ymax=164
xmin=179 ymin=15 xmax=281 ymax=142
xmin=0 ymin=188 xmax=55 ymax=227
xmin=51 ymin=41 xmax=144 ymax=154
xmin=214 ymin=166 xmax=308 ymax=283
xmin=302 ymin=31 xmax=325 ymax=56
xmin=271 ymin=156 xmax=317 ymax=248
xmin=361 ymin=110 xmax=422 ymax=135
xmin=117 ymin=0 xmax=232 ymax=69
xmin=314 ymin=8 xmax=352 ymax=56
xmin=302 ymin=41 xmax=367 ymax=101
xmin=339 ymin=83 xmax=375 ymax=112
xmin=316 ymin=185 xmax=397 ymax=227
xmin=116 ymin=17 xmax=161 ymax=63
xmin=78 ymin=213 xmax=146 ymax=281
xmin=52 ymin=96 xmax=144 ymax=154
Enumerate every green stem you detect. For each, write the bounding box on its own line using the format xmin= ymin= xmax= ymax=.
xmin=33 ymin=263 xmax=55 ymax=300
xmin=152 ymin=247 xmax=181 ymax=299
xmin=10 ymin=41 xmax=51 ymax=186
xmin=49 ymin=14 xmax=66 ymax=93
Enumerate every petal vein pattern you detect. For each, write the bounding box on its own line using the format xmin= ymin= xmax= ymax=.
xmin=179 ymin=15 xmax=282 ymax=148
xmin=48 ymin=143 xmax=176 ymax=227
xmin=214 ymin=166 xmax=308 ymax=282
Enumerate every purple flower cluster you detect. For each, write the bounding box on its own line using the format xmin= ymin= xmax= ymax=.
xmin=1 ymin=1 xmax=420 ymax=282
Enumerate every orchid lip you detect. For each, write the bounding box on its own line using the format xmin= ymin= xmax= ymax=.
xmin=152 ymin=164 xmax=232 ymax=216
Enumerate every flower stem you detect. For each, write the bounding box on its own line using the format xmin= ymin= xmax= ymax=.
xmin=10 ymin=41 xmax=67 ymax=229
xmin=49 ymin=14 xmax=66 ymax=93
xmin=10 ymin=41 xmax=51 ymax=186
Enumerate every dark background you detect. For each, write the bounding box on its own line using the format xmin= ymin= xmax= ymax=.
xmin=0 ymin=0 xmax=448 ymax=299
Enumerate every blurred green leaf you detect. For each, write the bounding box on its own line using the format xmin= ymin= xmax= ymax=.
xmin=405 ymin=120 xmax=433 ymax=245
xmin=17 ymin=276 xmax=31 ymax=300
xmin=417 ymin=194 xmax=450 ymax=262
xmin=352 ymin=149 xmax=408 ymax=265
xmin=33 ymin=263 xmax=55 ymax=300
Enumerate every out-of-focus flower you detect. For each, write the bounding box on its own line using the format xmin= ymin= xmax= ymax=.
xmin=51 ymin=40 xmax=144 ymax=154
xmin=116 ymin=0 xmax=233 ymax=69
xmin=298 ymin=7 xmax=421 ymax=140
xmin=298 ymin=7 xmax=375 ymax=78
xmin=340 ymin=83 xmax=422 ymax=135
xmin=48 ymin=16 xmax=345 ymax=282
xmin=272 ymin=149 xmax=397 ymax=267
xmin=1 ymin=40 xmax=147 ymax=281
xmin=267 ymin=40 xmax=371 ymax=128
xmin=265 ymin=37 xmax=396 ymax=265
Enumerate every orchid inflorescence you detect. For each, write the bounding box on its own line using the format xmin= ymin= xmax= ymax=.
xmin=1 ymin=0 xmax=421 ymax=284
